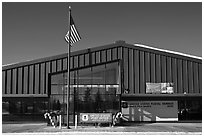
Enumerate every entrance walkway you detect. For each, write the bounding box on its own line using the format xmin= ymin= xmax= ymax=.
xmin=2 ymin=121 xmax=202 ymax=134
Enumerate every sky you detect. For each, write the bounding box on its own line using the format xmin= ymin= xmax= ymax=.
xmin=2 ymin=2 xmax=202 ymax=65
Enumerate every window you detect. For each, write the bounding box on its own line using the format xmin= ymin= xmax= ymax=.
xmin=50 ymin=61 xmax=120 ymax=117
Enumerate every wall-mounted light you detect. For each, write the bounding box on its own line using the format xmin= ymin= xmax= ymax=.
xmin=124 ymin=89 xmax=130 ymax=94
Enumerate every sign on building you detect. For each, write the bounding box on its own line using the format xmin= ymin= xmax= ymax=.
xmin=146 ymin=83 xmax=174 ymax=94
xmin=122 ymin=101 xmax=178 ymax=122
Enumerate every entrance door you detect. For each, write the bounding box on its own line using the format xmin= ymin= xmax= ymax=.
xmin=49 ymin=61 xmax=121 ymax=124
xmin=178 ymin=99 xmax=202 ymax=120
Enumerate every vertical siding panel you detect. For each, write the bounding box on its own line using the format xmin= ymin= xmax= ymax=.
xmin=39 ymin=64 xmax=41 ymax=94
xmin=2 ymin=71 xmax=5 ymax=94
xmin=27 ymin=66 xmax=30 ymax=94
xmin=134 ymin=50 xmax=139 ymax=94
xmin=145 ymin=52 xmax=150 ymax=83
xmin=193 ymin=62 xmax=199 ymax=93
xmin=133 ymin=50 xmax=135 ymax=93
xmin=78 ymin=55 xmax=80 ymax=68
xmin=107 ymin=49 xmax=111 ymax=61
xmin=11 ymin=68 xmax=15 ymax=94
xmin=155 ymin=54 xmax=161 ymax=83
xmin=55 ymin=60 xmax=58 ymax=72
xmin=123 ymin=48 xmax=128 ymax=93
xmin=112 ymin=48 xmax=117 ymax=60
xmin=150 ymin=53 xmax=156 ymax=83
xmin=172 ymin=58 xmax=178 ymax=93
xmin=116 ymin=47 xmax=118 ymax=59
xmin=10 ymin=69 xmax=13 ymax=94
xmin=57 ymin=59 xmax=61 ymax=72
xmin=92 ymin=52 xmax=95 ymax=65
xmin=144 ymin=52 xmax=146 ymax=91
xmin=70 ymin=56 xmax=73 ymax=69
xmin=183 ymin=60 xmax=188 ymax=93
xmin=139 ymin=51 xmax=145 ymax=94
xmin=101 ymin=50 xmax=106 ymax=62
xmin=127 ymin=49 xmax=130 ymax=91
xmin=110 ymin=48 xmax=112 ymax=60
xmin=161 ymin=56 xmax=167 ymax=82
xmin=85 ymin=54 xmax=89 ymax=66
xmin=198 ymin=63 xmax=202 ymax=93
xmin=94 ymin=52 xmax=97 ymax=64
xmin=74 ymin=56 xmax=78 ymax=68
xmin=44 ymin=62 xmax=47 ymax=94
xmin=61 ymin=59 xmax=64 ymax=71
xmin=33 ymin=65 xmax=36 ymax=94
xmin=118 ymin=47 xmax=122 ymax=60
xmin=166 ymin=57 xmax=171 ymax=82
xmin=16 ymin=68 xmax=19 ymax=94
xmin=105 ymin=50 xmax=108 ymax=62
xmin=96 ymin=52 xmax=100 ymax=64
xmin=83 ymin=54 xmax=86 ymax=66
xmin=35 ymin=64 xmax=39 ymax=94
xmin=21 ymin=67 xmax=24 ymax=94
xmin=63 ymin=58 xmax=67 ymax=70
xmin=23 ymin=67 xmax=28 ymax=95
xmin=5 ymin=70 xmax=7 ymax=94
xmin=15 ymin=68 xmax=19 ymax=94
xmin=188 ymin=61 xmax=194 ymax=93
xmin=18 ymin=68 xmax=22 ymax=94
xmin=70 ymin=56 xmax=74 ymax=69
xmin=110 ymin=48 xmax=113 ymax=60
xmin=40 ymin=63 xmax=45 ymax=94
xmin=45 ymin=62 xmax=50 ymax=94
xmin=7 ymin=70 xmax=11 ymax=94
xmin=129 ymin=49 xmax=134 ymax=94
xmin=12 ymin=69 xmax=16 ymax=94
xmin=177 ymin=59 xmax=183 ymax=94
xmin=121 ymin=47 xmax=124 ymax=94
xmin=43 ymin=62 xmax=48 ymax=94
xmin=29 ymin=65 xmax=34 ymax=94
xmin=52 ymin=61 xmax=56 ymax=72
xmin=100 ymin=50 xmax=102 ymax=63
xmin=79 ymin=55 xmax=84 ymax=67
xmin=50 ymin=61 xmax=52 ymax=73
xmin=34 ymin=65 xmax=37 ymax=94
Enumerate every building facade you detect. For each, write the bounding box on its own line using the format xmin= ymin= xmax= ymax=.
xmin=2 ymin=40 xmax=202 ymax=123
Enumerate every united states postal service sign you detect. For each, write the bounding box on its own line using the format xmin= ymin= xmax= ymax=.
xmin=122 ymin=101 xmax=178 ymax=122
xmin=80 ymin=113 xmax=112 ymax=123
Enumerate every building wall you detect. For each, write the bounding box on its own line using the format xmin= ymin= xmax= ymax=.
xmin=122 ymin=47 xmax=202 ymax=95
xmin=2 ymin=46 xmax=123 ymax=96
xmin=2 ymin=42 xmax=202 ymax=96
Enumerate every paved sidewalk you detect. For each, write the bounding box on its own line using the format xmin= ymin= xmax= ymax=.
xmin=2 ymin=122 xmax=202 ymax=134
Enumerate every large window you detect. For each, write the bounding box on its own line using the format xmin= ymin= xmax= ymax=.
xmin=2 ymin=99 xmax=49 ymax=121
xmin=50 ymin=61 xmax=121 ymax=123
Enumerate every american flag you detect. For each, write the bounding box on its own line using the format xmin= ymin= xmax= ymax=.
xmin=65 ymin=15 xmax=81 ymax=45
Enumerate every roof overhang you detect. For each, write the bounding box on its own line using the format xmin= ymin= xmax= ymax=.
xmin=134 ymin=43 xmax=201 ymax=60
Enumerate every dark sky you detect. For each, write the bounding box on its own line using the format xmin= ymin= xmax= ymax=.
xmin=2 ymin=2 xmax=202 ymax=65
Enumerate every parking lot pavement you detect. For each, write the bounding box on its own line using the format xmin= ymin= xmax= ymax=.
xmin=2 ymin=122 xmax=202 ymax=134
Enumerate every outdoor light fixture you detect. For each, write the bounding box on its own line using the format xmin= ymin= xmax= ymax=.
xmin=124 ymin=89 xmax=130 ymax=94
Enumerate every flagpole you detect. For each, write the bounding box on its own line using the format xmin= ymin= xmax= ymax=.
xmin=67 ymin=5 xmax=71 ymax=129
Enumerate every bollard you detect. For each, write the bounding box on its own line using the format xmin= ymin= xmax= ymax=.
xmin=75 ymin=115 xmax=77 ymax=129
xmin=59 ymin=115 xmax=62 ymax=129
